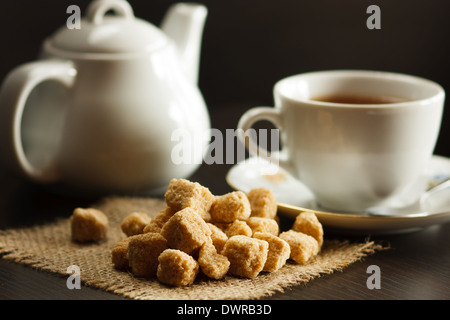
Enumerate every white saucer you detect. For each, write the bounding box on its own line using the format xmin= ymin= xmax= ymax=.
xmin=226 ymin=155 xmax=450 ymax=235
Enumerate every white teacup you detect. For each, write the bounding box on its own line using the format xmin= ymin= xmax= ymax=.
xmin=237 ymin=70 xmax=445 ymax=212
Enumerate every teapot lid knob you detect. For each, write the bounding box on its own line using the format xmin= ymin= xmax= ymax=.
xmin=87 ymin=0 xmax=134 ymax=24
xmin=45 ymin=0 xmax=170 ymax=55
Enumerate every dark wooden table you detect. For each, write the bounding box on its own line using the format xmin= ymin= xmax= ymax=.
xmin=0 ymin=105 xmax=449 ymax=300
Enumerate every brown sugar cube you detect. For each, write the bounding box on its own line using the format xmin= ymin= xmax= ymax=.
xmin=164 ymin=179 xmax=215 ymax=220
xmin=206 ymin=223 xmax=228 ymax=253
xmin=128 ymin=233 xmax=167 ymax=278
xmin=210 ymin=191 xmax=251 ymax=223
xmin=253 ymin=232 xmax=290 ymax=272
xmin=279 ymin=230 xmax=319 ymax=264
xmin=142 ymin=221 xmax=161 ymax=234
xmin=157 ymin=249 xmax=199 ymax=287
xmin=198 ymin=242 xmax=230 ymax=280
xmin=161 ymin=207 xmax=211 ymax=254
xmin=222 ymin=235 xmax=268 ymax=278
xmin=143 ymin=207 xmax=175 ymax=234
xmin=111 ymin=238 xmax=131 ymax=270
xmin=223 ymin=220 xmax=252 ymax=238
xmin=70 ymin=208 xmax=108 ymax=243
xmin=292 ymin=211 xmax=324 ymax=248
xmin=121 ymin=212 xmax=152 ymax=237
xmin=246 ymin=217 xmax=279 ymax=236
xmin=247 ymin=188 xmax=277 ymax=219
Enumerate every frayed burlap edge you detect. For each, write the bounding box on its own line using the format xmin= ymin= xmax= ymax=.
xmin=0 ymin=196 xmax=386 ymax=300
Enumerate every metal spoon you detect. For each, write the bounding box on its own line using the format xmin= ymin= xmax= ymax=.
xmin=366 ymin=178 xmax=450 ymax=217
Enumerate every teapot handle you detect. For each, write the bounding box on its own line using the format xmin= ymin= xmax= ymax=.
xmin=0 ymin=60 xmax=75 ymax=183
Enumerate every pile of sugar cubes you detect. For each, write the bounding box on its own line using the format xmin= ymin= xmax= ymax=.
xmin=70 ymin=179 xmax=323 ymax=287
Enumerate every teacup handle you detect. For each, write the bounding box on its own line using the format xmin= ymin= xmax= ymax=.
xmin=0 ymin=60 xmax=76 ymax=183
xmin=237 ymin=107 xmax=295 ymax=175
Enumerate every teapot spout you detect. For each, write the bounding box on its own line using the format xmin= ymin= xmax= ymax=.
xmin=161 ymin=3 xmax=208 ymax=85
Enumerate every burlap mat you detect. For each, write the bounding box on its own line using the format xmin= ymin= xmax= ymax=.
xmin=0 ymin=196 xmax=384 ymax=300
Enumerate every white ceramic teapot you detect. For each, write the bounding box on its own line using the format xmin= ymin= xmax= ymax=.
xmin=0 ymin=0 xmax=210 ymax=195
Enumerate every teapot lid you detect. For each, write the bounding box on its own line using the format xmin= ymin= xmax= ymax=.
xmin=47 ymin=0 xmax=169 ymax=56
